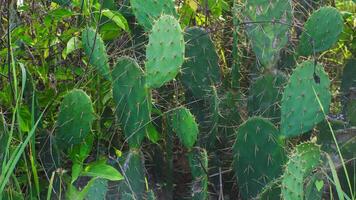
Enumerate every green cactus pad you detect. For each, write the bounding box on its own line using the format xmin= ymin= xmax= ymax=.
xmin=112 ymin=57 xmax=151 ymax=148
xmin=346 ymin=99 xmax=356 ymax=126
xmin=86 ymin=178 xmax=108 ymax=200
xmin=170 ymin=107 xmax=199 ymax=149
xmin=188 ymin=148 xmax=208 ymax=200
xmin=233 ymin=117 xmax=285 ymax=199
xmin=130 ymin=0 xmax=177 ymax=30
xmin=341 ymin=58 xmax=356 ymax=98
xmin=298 ymin=7 xmax=343 ymax=56
xmin=82 ymin=27 xmax=111 ymax=80
xmin=182 ymin=27 xmax=221 ymax=99
xmin=248 ymin=73 xmax=286 ymax=122
xmin=280 ymin=61 xmax=331 ymax=138
xmin=281 ymin=142 xmax=321 ymax=200
xmin=56 ymin=89 xmax=95 ymax=148
xmin=244 ymin=0 xmax=292 ymax=68
xmin=118 ymin=149 xmax=145 ymax=200
xmin=145 ymin=15 xmax=185 ymax=88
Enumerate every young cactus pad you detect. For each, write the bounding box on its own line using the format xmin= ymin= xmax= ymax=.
xmin=56 ymin=89 xmax=95 ymax=148
xmin=145 ymin=15 xmax=185 ymax=88
xmin=280 ymin=61 xmax=331 ymax=138
xmin=232 ymin=117 xmax=285 ymax=199
xmin=182 ymin=27 xmax=221 ymax=99
xmin=298 ymin=7 xmax=343 ymax=56
xmin=112 ymin=57 xmax=151 ymax=148
xmin=82 ymin=27 xmax=111 ymax=80
xmin=281 ymin=142 xmax=321 ymax=200
xmin=188 ymin=148 xmax=209 ymax=200
xmin=170 ymin=107 xmax=199 ymax=149
xmin=130 ymin=0 xmax=177 ymax=30
xmin=244 ymin=0 xmax=292 ymax=68
xmin=248 ymin=73 xmax=286 ymax=122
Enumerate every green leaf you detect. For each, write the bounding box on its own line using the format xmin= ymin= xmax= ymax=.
xmin=102 ymin=9 xmax=129 ymax=31
xmin=64 ymin=36 xmax=82 ymax=58
xmin=315 ymin=180 xmax=324 ymax=192
xmin=82 ymin=160 xmax=123 ymax=181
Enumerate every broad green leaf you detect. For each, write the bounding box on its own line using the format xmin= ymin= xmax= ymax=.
xmin=102 ymin=9 xmax=129 ymax=31
xmin=64 ymin=36 xmax=82 ymax=58
xmin=82 ymin=160 xmax=123 ymax=181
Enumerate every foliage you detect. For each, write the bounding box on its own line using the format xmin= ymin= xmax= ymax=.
xmin=0 ymin=0 xmax=355 ymax=199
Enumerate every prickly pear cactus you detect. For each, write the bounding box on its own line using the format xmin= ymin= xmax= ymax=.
xmin=248 ymin=73 xmax=286 ymax=122
xmin=145 ymin=15 xmax=185 ymax=88
xmin=188 ymin=148 xmax=208 ymax=200
xmin=170 ymin=107 xmax=199 ymax=149
xmin=233 ymin=117 xmax=285 ymax=199
xmin=82 ymin=27 xmax=111 ymax=80
xmin=130 ymin=0 xmax=177 ymax=30
xmin=86 ymin=178 xmax=108 ymax=200
xmin=341 ymin=58 xmax=356 ymax=97
xmin=244 ymin=0 xmax=292 ymax=68
xmin=112 ymin=57 xmax=151 ymax=148
xmin=281 ymin=142 xmax=321 ymax=200
xmin=118 ymin=149 xmax=145 ymax=200
xmin=257 ymin=179 xmax=281 ymax=200
xmin=280 ymin=61 xmax=331 ymax=138
xmin=298 ymin=7 xmax=343 ymax=56
xmin=56 ymin=89 xmax=95 ymax=148
xmin=346 ymin=99 xmax=356 ymax=126
xmin=182 ymin=27 xmax=221 ymax=99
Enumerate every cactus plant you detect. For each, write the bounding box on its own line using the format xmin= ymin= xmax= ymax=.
xmin=56 ymin=89 xmax=95 ymax=148
xmin=233 ymin=117 xmax=285 ymax=199
xmin=244 ymin=0 xmax=292 ymax=68
xmin=341 ymin=58 xmax=356 ymax=97
xmin=130 ymin=0 xmax=177 ymax=30
xmin=188 ymin=148 xmax=208 ymax=200
xmin=346 ymin=99 xmax=356 ymax=126
xmin=86 ymin=178 xmax=108 ymax=200
xmin=281 ymin=142 xmax=321 ymax=200
xmin=280 ymin=60 xmax=331 ymax=138
xmin=170 ymin=107 xmax=199 ymax=149
xmin=112 ymin=57 xmax=151 ymax=148
xmin=118 ymin=149 xmax=145 ymax=200
xmin=298 ymin=7 xmax=343 ymax=56
xmin=145 ymin=15 xmax=185 ymax=88
xmin=248 ymin=73 xmax=286 ymax=122
xmin=181 ymin=27 xmax=221 ymax=99
xmin=82 ymin=27 xmax=111 ymax=80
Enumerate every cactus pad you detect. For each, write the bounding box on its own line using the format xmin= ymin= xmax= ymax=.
xmin=82 ymin=27 xmax=111 ymax=80
xmin=298 ymin=7 xmax=343 ymax=56
xmin=346 ymin=100 xmax=356 ymax=126
xmin=145 ymin=15 xmax=185 ymax=88
xmin=182 ymin=27 xmax=221 ymax=99
xmin=341 ymin=58 xmax=356 ymax=97
xmin=118 ymin=149 xmax=145 ymax=200
xmin=280 ymin=61 xmax=331 ymax=138
xmin=188 ymin=148 xmax=208 ymax=200
xmin=130 ymin=0 xmax=177 ymax=30
xmin=112 ymin=57 xmax=151 ymax=148
xmin=233 ymin=117 xmax=285 ymax=199
xmin=244 ymin=0 xmax=292 ymax=68
xmin=170 ymin=107 xmax=199 ymax=149
xmin=56 ymin=89 xmax=95 ymax=148
xmin=248 ymin=73 xmax=286 ymax=122
xmin=281 ymin=142 xmax=321 ymax=200
xmin=86 ymin=178 xmax=108 ymax=200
